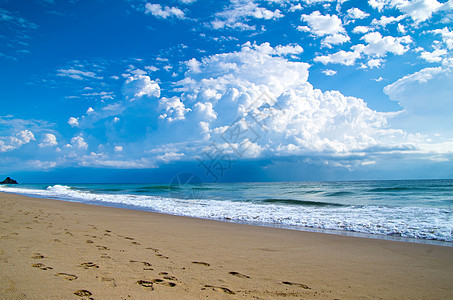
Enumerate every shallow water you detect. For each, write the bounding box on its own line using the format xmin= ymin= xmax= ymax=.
xmin=1 ymin=179 xmax=452 ymax=245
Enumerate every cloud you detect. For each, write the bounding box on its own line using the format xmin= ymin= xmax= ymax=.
xmin=394 ymin=0 xmax=443 ymax=23
xmin=114 ymin=145 xmax=123 ymax=152
xmin=26 ymin=160 xmax=57 ymax=170
xmin=82 ymin=91 xmax=114 ymax=100
xmin=347 ymin=7 xmax=370 ymax=19
xmin=368 ymin=0 xmax=389 ymax=12
xmin=368 ymin=0 xmax=448 ymax=23
xmin=0 ymin=130 xmax=35 ymax=152
xmin=145 ymin=3 xmax=185 ymax=19
xmin=177 ymin=42 xmax=310 ymax=98
xmin=431 ymin=27 xmax=453 ymax=49
xmin=57 ymin=68 xmax=102 ymax=80
xmin=122 ymin=75 xmax=160 ymax=101
xmin=314 ymin=49 xmax=362 ymax=65
xmin=383 ymin=65 xmax=453 ymax=136
xmin=212 ymin=0 xmax=283 ymax=30
xmin=171 ymin=43 xmax=404 ymax=158
xmin=362 ymin=58 xmax=384 ymax=68
xmin=158 ymin=97 xmax=191 ymax=122
xmin=39 ymin=133 xmax=58 ymax=147
xmin=156 ymin=152 xmax=185 ymax=163
xmin=360 ymin=32 xmax=412 ymax=57
xmin=68 ymin=117 xmax=79 ymax=127
xmin=371 ymin=15 xmax=404 ymax=27
xmin=16 ymin=130 xmax=35 ymax=144
xmin=0 ymin=8 xmax=38 ymax=56
xmin=322 ymin=69 xmax=337 ymax=76
xmin=300 ymin=11 xmax=344 ymax=35
xmin=315 ymin=32 xmax=412 ymax=65
xmin=71 ymin=135 xmax=88 ymax=150
xmin=0 ymin=8 xmax=38 ymax=30
xmin=420 ymin=48 xmax=448 ymax=62
xmin=300 ymin=11 xmax=349 ymax=47
xmin=384 ymin=66 xmax=443 ymax=98
xmin=194 ymin=102 xmax=218 ymax=120
xmin=352 ymin=26 xmax=371 ymax=34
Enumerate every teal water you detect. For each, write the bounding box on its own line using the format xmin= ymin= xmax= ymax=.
xmin=1 ymin=179 xmax=452 ymax=244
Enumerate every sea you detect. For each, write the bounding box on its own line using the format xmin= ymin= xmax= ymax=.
xmin=1 ymin=178 xmax=452 ymax=246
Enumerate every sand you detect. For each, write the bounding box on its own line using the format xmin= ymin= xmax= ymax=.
xmin=0 ymin=192 xmax=452 ymax=299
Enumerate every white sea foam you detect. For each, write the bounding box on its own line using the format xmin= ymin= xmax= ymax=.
xmin=1 ymin=185 xmax=452 ymax=242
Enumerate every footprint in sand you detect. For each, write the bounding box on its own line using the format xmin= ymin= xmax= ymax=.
xmin=192 ymin=261 xmax=210 ymax=266
xmin=30 ymin=253 xmax=45 ymax=259
xmin=99 ymin=276 xmax=116 ymax=287
xmin=74 ymin=289 xmax=92 ymax=297
xmin=96 ymin=245 xmax=109 ymax=250
xmin=146 ymin=247 xmax=160 ymax=253
xmin=281 ymin=281 xmax=310 ymax=289
xmin=137 ymin=280 xmax=154 ymax=290
xmin=163 ymin=275 xmax=178 ymax=282
xmin=229 ymin=271 xmax=251 ymax=279
xmin=80 ymin=262 xmax=99 ymax=269
xmin=56 ymin=273 xmax=78 ymax=281
xmin=32 ymin=263 xmax=53 ymax=270
xmin=129 ymin=260 xmax=153 ymax=270
xmin=86 ymin=240 xmax=94 ymax=244
xmin=203 ymin=285 xmax=234 ymax=294
xmin=152 ymin=278 xmax=177 ymax=287
xmin=156 ymin=254 xmax=169 ymax=259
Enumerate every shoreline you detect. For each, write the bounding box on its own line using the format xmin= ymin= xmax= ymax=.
xmin=2 ymin=189 xmax=452 ymax=248
xmin=1 ymin=192 xmax=453 ymax=299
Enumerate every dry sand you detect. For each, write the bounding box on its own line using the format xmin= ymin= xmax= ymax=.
xmin=0 ymin=192 xmax=452 ymax=299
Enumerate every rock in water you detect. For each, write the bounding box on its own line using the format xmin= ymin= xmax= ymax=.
xmin=0 ymin=177 xmax=18 ymax=184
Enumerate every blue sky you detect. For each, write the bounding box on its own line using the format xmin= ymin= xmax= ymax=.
xmin=1 ymin=0 xmax=453 ymax=183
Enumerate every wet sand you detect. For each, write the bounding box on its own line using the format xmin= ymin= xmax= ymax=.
xmin=1 ymin=191 xmax=452 ymax=299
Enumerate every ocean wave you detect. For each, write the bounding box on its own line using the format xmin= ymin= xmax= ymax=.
xmin=1 ymin=184 xmax=452 ymax=242
xmin=261 ymin=198 xmax=344 ymax=207
xmin=324 ymin=191 xmax=354 ymax=197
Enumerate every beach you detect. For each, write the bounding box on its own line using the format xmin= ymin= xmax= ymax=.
xmin=1 ymin=192 xmax=453 ymax=299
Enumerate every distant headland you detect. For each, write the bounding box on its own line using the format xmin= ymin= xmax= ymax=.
xmin=0 ymin=177 xmax=18 ymax=184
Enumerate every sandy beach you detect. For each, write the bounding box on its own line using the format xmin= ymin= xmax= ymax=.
xmin=0 ymin=191 xmax=452 ymax=299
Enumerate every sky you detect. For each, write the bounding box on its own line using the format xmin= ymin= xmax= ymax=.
xmin=1 ymin=0 xmax=453 ymax=183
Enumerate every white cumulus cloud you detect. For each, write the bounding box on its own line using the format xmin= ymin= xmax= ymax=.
xmin=68 ymin=117 xmax=79 ymax=127
xmin=122 ymin=75 xmax=160 ymax=101
xmin=71 ymin=135 xmax=88 ymax=150
xmin=158 ymin=97 xmax=191 ymax=122
xmin=322 ymin=69 xmax=337 ymax=76
xmin=145 ymin=3 xmax=185 ymax=19
xmin=0 ymin=130 xmax=35 ymax=152
xmin=347 ymin=7 xmax=370 ymax=19
xmin=368 ymin=0 xmax=448 ymax=23
xmin=38 ymin=133 xmax=58 ymax=147
xmin=212 ymin=0 xmax=283 ymax=30
xmin=171 ymin=43 xmax=404 ymax=157
xmin=300 ymin=11 xmax=349 ymax=47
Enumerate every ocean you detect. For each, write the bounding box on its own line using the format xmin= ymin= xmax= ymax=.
xmin=1 ymin=179 xmax=452 ymax=246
